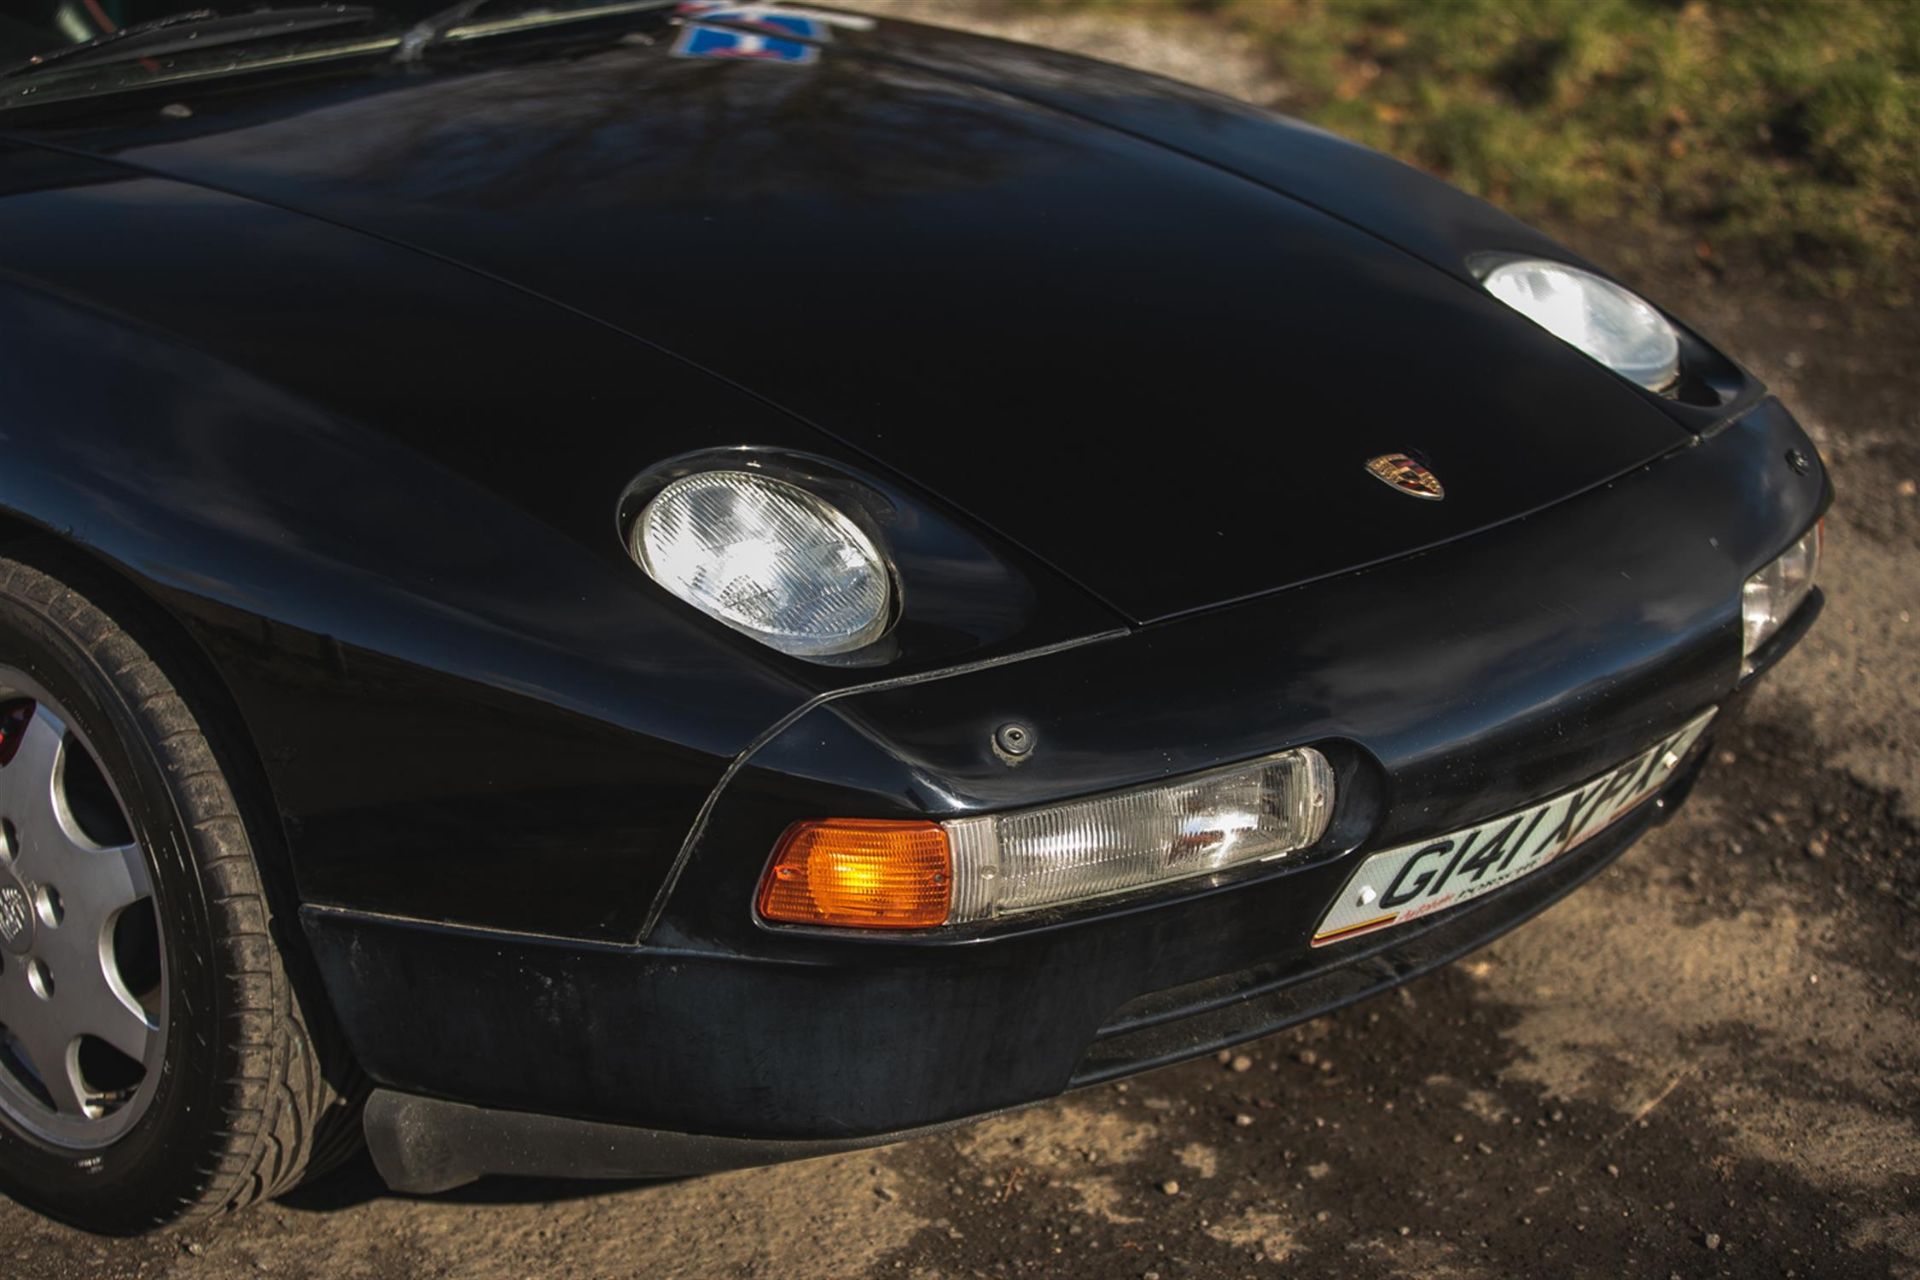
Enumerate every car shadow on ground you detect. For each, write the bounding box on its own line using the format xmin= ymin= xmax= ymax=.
xmin=278 ymin=1150 xmax=684 ymax=1212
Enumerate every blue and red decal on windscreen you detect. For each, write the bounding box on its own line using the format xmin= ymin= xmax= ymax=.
xmin=671 ymin=1 xmax=872 ymax=65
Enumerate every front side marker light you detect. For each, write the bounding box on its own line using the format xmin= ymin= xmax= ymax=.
xmin=757 ymin=748 xmax=1335 ymax=931
xmin=1742 ymin=523 xmax=1821 ymax=673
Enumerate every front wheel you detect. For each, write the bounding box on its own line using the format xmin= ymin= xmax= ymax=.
xmin=0 ymin=549 xmax=361 ymax=1234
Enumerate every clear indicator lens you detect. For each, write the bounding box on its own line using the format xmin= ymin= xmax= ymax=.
xmin=634 ymin=470 xmax=890 ymax=657
xmin=1742 ymin=524 xmax=1820 ymax=670
xmin=944 ymin=748 xmax=1335 ymax=922
xmin=1483 ymin=259 xmax=1681 ymax=391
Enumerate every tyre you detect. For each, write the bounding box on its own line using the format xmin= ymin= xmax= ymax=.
xmin=0 ymin=547 xmax=362 ymax=1234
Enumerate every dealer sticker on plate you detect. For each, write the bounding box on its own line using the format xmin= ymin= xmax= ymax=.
xmin=1312 ymin=709 xmax=1716 ymax=948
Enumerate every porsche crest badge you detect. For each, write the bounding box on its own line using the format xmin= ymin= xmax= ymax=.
xmin=1365 ymin=453 xmax=1444 ymax=500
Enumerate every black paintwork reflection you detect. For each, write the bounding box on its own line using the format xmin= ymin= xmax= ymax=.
xmin=0 ymin=275 xmax=775 ymax=936
xmin=0 ymin=16 xmax=1804 ymax=953
xmin=845 ymin=16 xmax=1768 ymax=434
xmin=0 ymin=152 xmax=1114 ymax=937
xmin=12 ymin=22 xmax=1695 ymax=623
xmin=659 ymin=400 xmax=1827 ymax=952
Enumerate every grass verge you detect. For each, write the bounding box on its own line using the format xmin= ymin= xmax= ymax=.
xmin=1015 ymin=0 xmax=1917 ymax=298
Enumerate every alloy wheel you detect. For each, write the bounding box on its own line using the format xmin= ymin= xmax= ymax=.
xmin=0 ymin=669 xmax=165 ymax=1149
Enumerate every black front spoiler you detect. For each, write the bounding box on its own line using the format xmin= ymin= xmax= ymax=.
xmin=362 ymin=1088 xmax=1005 ymax=1195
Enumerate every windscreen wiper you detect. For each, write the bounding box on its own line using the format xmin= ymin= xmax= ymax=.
xmin=1 ymin=5 xmax=385 ymax=81
xmin=395 ymin=0 xmax=676 ymax=63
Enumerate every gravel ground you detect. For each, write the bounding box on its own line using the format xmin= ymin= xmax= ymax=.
xmin=4 ymin=4 xmax=1916 ymax=1277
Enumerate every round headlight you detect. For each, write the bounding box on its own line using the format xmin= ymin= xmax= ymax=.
xmin=1481 ymin=259 xmax=1680 ymax=392
xmin=633 ymin=470 xmax=890 ymax=657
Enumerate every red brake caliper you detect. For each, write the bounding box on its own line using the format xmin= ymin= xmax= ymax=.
xmin=0 ymin=700 xmax=37 ymax=767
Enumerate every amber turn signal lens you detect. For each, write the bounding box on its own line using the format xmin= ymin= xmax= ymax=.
xmin=758 ymin=819 xmax=952 ymax=929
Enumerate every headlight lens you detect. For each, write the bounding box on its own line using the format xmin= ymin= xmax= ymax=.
xmin=1482 ymin=259 xmax=1681 ymax=391
xmin=633 ymin=470 xmax=890 ymax=657
xmin=1742 ymin=524 xmax=1821 ymax=671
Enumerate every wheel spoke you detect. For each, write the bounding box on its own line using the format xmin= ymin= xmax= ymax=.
xmin=56 ymin=841 xmax=147 ymax=926
xmin=73 ymin=967 xmax=154 ymax=1063
xmin=0 ymin=980 xmax=85 ymax=1116
xmin=0 ymin=958 xmax=38 ymax=1045
xmin=116 ymin=840 xmax=151 ymax=900
xmin=33 ymin=913 xmax=155 ymax=1060
xmin=0 ymin=707 xmax=65 ymax=880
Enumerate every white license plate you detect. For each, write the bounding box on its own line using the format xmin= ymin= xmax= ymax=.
xmin=1311 ymin=709 xmax=1716 ymax=947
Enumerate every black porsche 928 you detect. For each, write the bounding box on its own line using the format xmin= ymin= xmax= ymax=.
xmin=0 ymin=0 xmax=1827 ymax=1234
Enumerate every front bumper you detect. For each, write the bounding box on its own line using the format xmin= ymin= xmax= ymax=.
xmin=303 ymin=399 xmax=1827 ymax=1186
xmin=343 ymin=750 xmax=1706 ymax=1192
